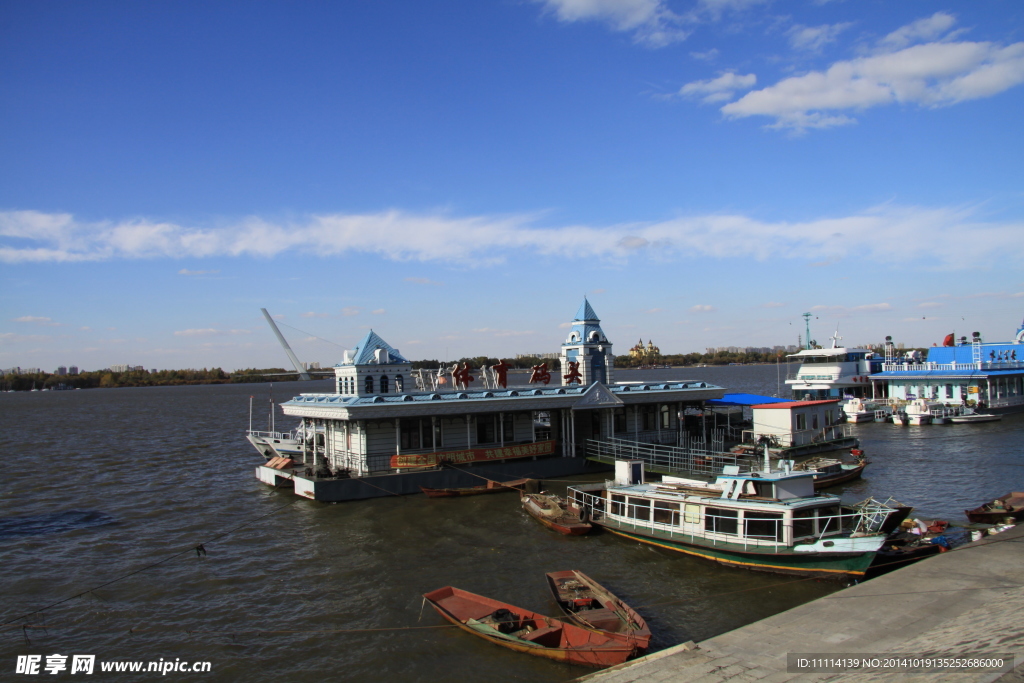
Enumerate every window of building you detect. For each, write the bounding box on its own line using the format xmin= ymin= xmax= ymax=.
xmin=811 ymin=414 xmax=819 ymax=430
xmin=795 ymin=414 xmax=806 ymax=430
xmin=660 ymin=404 xmax=670 ymax=429
xmin=395 ymin=375 xmax=404 ymax=392
xmin=704 ymin=507 xmax=739 ymax=535
xmin=477 ymin=415 xmax=496 ymax=444
xmin=400 ymin=419 xmax=421 ymax=450
xmin=640 ymin=406 xmax=655 ymax=431
xmin=946 ymin=384 xmax=954 ymax=399
xmin=380 ymin=375 xmax=389 ymax=394
xmin=365 ymin=376 xmax=373 ymax=393
xmin=613 ymin=409 xmax=626 ymax=433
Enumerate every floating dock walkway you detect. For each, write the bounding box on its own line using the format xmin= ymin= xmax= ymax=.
xmin=581 ymin=524 xmax=1024 ymax=682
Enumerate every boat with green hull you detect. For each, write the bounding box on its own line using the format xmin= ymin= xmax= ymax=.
xmin=568 ymin=459 xmax=900 ymax=581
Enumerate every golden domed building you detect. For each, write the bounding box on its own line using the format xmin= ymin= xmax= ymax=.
xmin=628 ymin=339 xmax=661 ymax=364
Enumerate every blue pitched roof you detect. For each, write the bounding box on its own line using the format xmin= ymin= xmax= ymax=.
xmin=574 ymin=298 xmax=599 ymax=322
xmin=349 ymin=330 xmax=409 ymax=365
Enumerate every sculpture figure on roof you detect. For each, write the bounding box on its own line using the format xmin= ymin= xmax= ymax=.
xmin=452 ymin=362 xmax=475 ymax=390
xmin=492 ymin=359 xmax=510 ymax=388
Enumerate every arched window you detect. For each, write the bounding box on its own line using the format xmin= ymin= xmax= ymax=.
xmin=365 ymin=376 xmax=374 ymax=394
xmin=380 ymin=375 xmax=389 ymax=394
xmin=395 ymin=374 xmax=404 ymax=392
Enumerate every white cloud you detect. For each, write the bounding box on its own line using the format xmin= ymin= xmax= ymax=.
xmin=787 ymin=22 xmax=853 ymax=52
xmin=879 ymin=11 xmax=957 ymax=51
xmin=679 ymin=71 xmax=757 ymax=103
xmin=536 ymin=0 xmax=688 ymax=47
xmin=178 ymin=268 xmax=220 ymax=275
xmin=13 ymin=315 xmax=54 ymax=324
xmin=301 ymin=312 xmax=329 ymax=318
xmin=719 ymin=13 xmax=1024 ymax=131
xmin=404 ymin=276 xmax=444 ymax=286
xmin=691 ymin=48 xmax=719 ymax=62
xmin=341 ymin=307 xmax=361 ymax=316
xmin=2 ymin=205 xmax=1022 ymax=271
xmin=691 ymin=304 xmax=715 ymax=312
xmin=372 ymin=309 xmax=386 ymax=315
xmin=852 ymin=303 xmax=892 ymax=312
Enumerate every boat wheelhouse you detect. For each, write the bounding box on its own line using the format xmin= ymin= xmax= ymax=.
xmin=567 ymin=460 xmax=894 ymax=579
xmin=871 ymin=322 xmax=1024 ymax=415
xmin=250 ymin=301 xmax=727 ymax=501
xmin=785 ymin=347 xmax=882 ymax=401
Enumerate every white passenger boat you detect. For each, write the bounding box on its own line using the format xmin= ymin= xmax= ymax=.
xmin=567 ymin=459 xmax=901 ymax=580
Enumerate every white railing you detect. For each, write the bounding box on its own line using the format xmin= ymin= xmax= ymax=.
xmin=586 ymin=437 xmax=744 ymax=477
xmin=882 ymin=360 xmax=1024 ymax=372
xmin=740 ymin=423 xmax=854 ymax=448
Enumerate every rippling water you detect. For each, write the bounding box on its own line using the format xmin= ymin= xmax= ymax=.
xmin=1 ymin=368 xmax=1020 ymax=681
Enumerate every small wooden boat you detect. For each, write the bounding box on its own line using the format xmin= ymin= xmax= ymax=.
xmin=521 ymin=492 xmax=592 ymax=535
xmin=796 ymin=452 xmax=868 ymax=490
xmin=422 ymin=586 xmax=635 ymax=668
xmin=965 ymin=492 xmax=1024 ymax=524
xmin=420 ymin=478 xmax=531 ymax=498
xmin=544 ymin=570 xmax=651 ymax=651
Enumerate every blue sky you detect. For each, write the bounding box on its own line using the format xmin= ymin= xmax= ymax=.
xmin=2 ymin=0 xmax=1023 ymax=372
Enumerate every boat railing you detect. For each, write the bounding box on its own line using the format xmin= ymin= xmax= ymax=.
xmin=585 ymin=437 xmax=747 ymax=477
xmin=567 ymin=487 xmax=873 ymax=553
xmin=248 ymin=429 xmax=295 ymax=440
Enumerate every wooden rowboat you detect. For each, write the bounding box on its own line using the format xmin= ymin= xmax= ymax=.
xmin=544 ymin=570 xmax=651 ymax=651
xmin=521 ymin=492 xmax=592 ymax=535
xmin=965 ymin=492 xmax=1024 ymax=524
xmin=423 ymin=586 xmax=635 ymax=668
xmin=420 ymin=478 xmax=531 ymax=498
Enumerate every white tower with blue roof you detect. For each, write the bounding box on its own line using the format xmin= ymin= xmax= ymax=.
xmin=560 ymin=298 xmax=614 ymax=386
xmin=334 ymin=330 xmax=412 ymax=397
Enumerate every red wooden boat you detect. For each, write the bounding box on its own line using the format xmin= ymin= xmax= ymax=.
xmin=423 ymin=586 xmax=635 ymax=668
xmin=521 ymin=492 xmax=591 ymax=535
xmin=544 ymin=570 xmax=651 ymax=651
xmin=420 ymin=478 xmax=531 ymax=498
xmin=965 ymin=492 xmax=1024 ymax=524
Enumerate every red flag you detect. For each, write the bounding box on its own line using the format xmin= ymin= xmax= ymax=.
xmin=942 ymin=333 xmax=955 ymax=347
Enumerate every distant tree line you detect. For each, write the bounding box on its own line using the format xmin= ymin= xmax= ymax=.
xmin=0 ymin=367 xmax=276 ymax=391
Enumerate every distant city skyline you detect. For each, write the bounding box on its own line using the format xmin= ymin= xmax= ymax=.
xmin=2 ymin=1 xmax=1022 ymax=371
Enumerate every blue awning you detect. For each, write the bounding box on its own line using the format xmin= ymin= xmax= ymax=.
xmin=706 ymin=393 xmax=791 ymax=407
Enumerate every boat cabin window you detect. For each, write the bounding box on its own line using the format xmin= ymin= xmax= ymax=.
xmin=704 ymin=507 xmax=739 ymax=535
xmin=610 ymin=494 xmax=626 ymax=516
xmin=653 ymin=500 xmax=679 ymax=525
xmin=683 ymin=504 xmax=700 ymax=524
xmin=795 ymin=414 xmax=806 ymax=430
xmin=793 ymin=509 xmax=815 ymax=538
xmin=817 ymin=505 xmax=841 ymax=534
xmin=365 ymin=376 xmax=374 ymax=394
xmin=629 ymin=497 xmax=651 ymax=521
xmin=744 ymin=511 xmax=783 ymax=542
xmin=752 ymin=481 xmax=775 ymax=498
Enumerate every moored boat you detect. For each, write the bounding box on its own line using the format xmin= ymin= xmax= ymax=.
xmin=949 ymin=412 xmax=1003 ymax=424
xmin=422 ymin=586 xmax=635 ymax=668
xmin=965 ymin=492 xmax=1024 ymax=524
xmin=522 ymin=492 xmax=592 ymax=535
xmin=567 ymin=460 xmax=898 ymax=580
xmin=544 ymin=570 xmax=651 ymax=651
xmin=795 ymin=450 xmax=868 ymax=490
xmin=420 ymin=478 xmax=531 ymax=498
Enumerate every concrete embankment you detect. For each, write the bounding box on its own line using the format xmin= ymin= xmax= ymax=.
xmin=581 ymin=525 xmax=1024 ymax=683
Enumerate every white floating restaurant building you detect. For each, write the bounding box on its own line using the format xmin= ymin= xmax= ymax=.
xmin=251 ymin=300 xmax=727 ymax=501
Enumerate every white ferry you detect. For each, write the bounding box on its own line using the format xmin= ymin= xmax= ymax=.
xmin=567 ymin=460 xmax=900 ymax=580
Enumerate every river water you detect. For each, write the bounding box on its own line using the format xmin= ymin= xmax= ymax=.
xmin=1 ymin=366 xmax=1021 ymax=681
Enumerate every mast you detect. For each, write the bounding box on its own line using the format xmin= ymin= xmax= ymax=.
xmin=260 ymin=308 xmax=312 ymax=381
